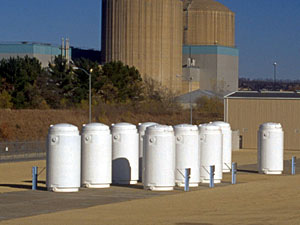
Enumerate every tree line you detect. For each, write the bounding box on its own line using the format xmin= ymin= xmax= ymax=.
xmin=239 ymin=78 xmax=300 ymax=91
xmin=0 ymin=56 xmax=145 ymax=109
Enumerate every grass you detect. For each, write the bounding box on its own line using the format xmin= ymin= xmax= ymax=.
xmin=0 ymin=102 xmax=223 ymax=141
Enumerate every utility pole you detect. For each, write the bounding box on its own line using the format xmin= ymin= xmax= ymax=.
xmin=273 ymin=62 xmax=277 ymax=91
xmin=187 ymin=57 xmax=195 ymax=125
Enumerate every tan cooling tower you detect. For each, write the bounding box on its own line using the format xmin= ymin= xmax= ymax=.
xmin=102 ymin=0 xmax=183 ymax=93
xmin=183 ymin=0 xmax=235 ymax=47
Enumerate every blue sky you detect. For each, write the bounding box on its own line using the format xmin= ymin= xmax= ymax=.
xmin=1 ymin=0 xmax=300 ymax=80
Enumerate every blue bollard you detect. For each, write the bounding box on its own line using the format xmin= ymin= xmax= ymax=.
xmin=32 ymin=166 xmax=38 ymax=190
xmin=232 ymin=162 xmax=237 ymax=184
xmin=209 ymin=165 xmax=215 ymax=188
xmin=292 ymin=157 xmax=296 ymax=175
xmin=184 ymin=168 xmax=191 ymax=192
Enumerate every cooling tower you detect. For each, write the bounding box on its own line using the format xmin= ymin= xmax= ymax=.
xmin=101 ymin=0 xmax=183 ymax=93
xmin=183 ymin=0 xmax=235 ymax=47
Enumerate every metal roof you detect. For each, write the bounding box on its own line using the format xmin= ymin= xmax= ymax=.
xmin=225 ymin=91 xmax=300 ymax=99
xmin=187 ymin=0 xmax=232 ymax=12
xmin=176 ymin=89 xmax=223 ymax=103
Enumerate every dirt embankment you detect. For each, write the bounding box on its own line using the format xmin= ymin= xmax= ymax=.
xmin=0 ymin=109 xmax=88 ymax=141
xmin=0 ymin=109 xmax=222 ymax=141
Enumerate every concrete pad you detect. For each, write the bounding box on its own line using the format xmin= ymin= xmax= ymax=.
xmin=0 ymin=150 xmax=300 ymax=224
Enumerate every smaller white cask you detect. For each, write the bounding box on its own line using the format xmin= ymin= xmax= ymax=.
xmin=258 ymin=123 xmax=284 ymax=175
xmin=81 ymin=123 xmax=112 ymax=188
xmin=211 ymin=121 xmax=232 ymax=173
xmin=174 ymin=124 xmax=200 ymax=187
xmin=111 ymin=123 xmax=139 ymax=184
xmin=199 ymin=123 xmax=223 ymax=183
xmin=46 ymin=124 xmax=81 ymax=192
xmin=138 ymin=122 xmax=158 ymax=182
xmin=143 ymin=125 xmax=175 ymax=191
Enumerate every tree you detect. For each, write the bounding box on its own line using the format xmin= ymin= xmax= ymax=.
xmin=48 ymin=56 xmax=73 ymax=95
xmin=72 ymin=58 xmax=102 ymax=105
xmin=0 ymin=56 xmax=43 ymax=108
xmin=196 ymin=96 xmax=224 ymax=117
xmin=95 ymin=61 xmax=143 ymax=103
xmin=0 ymin=90 xmax=13 ymax=108
xmin=38 ymin=57 xmax=103 ymax=108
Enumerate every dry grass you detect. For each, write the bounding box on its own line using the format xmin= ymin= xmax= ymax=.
xmin=0 ymin=106 xmax=222 ymax=141
xmin=0 ymin=109 xmax=88 ymax=141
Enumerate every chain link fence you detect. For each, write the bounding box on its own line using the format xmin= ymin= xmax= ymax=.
xmin=0 ymin=141 xmax=46 ymax=162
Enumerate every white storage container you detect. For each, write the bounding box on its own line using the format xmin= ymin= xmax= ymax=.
xmin=143 ymin=125 xmax=175 ymax=191
xmin=211 ymin=121 xmax=232 ymax=173
xmin=81 ymin=123 xmax=112 ymax=188
xmin=258 ymin=122 xmax=284 ymax=174
xmin=199 ymin=123 xmax=223 ymax=183
xmin=111 ymin=123 xmax=139 ymax=184
xmin=138 ymin=122 xmax=158 ymax=181
xmin=46 ymin=123 xmax=81 ymax=192
xmin=174 ymin=124 xmax=200 ymax=187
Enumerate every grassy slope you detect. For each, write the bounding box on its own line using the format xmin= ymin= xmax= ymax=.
xmin=0 ymin=108 xmax=222 ymax=141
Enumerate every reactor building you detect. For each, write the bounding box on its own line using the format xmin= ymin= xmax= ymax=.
xmin=101 ymin=0 xmax=239 ymax=95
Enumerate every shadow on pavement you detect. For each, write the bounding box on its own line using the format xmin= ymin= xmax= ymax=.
xmin=111 ymin=183 xmax=144 ymax=190
xmin=23 ymin=180 xmax=46 ymax=184
xmin=177 ymin=223 xmax=213 ymax=225
xmin=237 ymin=169 xmax=258 ymax=174
xmin=0 ymin=184 xmax=47 ymax=191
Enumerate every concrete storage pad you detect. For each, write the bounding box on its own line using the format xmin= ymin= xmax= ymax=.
xmin=0 ymin=150 xmax=300 ymax=224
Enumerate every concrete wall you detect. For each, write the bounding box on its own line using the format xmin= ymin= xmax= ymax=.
xmin=225 ymin=98 xmax=300 ymax=150
xmin=182 ymin=45 xmax=238 ymax=94
xmin=217 ymin=54 xmax=239 ymax=93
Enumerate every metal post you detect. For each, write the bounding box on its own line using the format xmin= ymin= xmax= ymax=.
xmin=292 ymin=156 xmax=296 ymax=175
xmin=184 ymin=168 xmax=190 ymax=192
xmin=232 ymin=162 xmax=237 ymax=184
xmin=273 ymin=62 xmax=277 ymax=91
xmin=209 ymin=165 xmax=215 ymax=188
xmin=189 ymin=77 xmax=193 ymax=125
xmin=32 ymin=166 xmax=38 ymax=190
xmin=89 ymin=73 xmax=92 ymax=124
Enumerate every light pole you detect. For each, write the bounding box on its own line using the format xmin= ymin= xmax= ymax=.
xmin=273 ymin=62 xmax=277 ymax=91
xmin=73 ymin=67 xmax=92 ymax=123
xmin=188 ymin=76 xmax=193 ymax=125
xmin=177 ymin=70 xmax=193 ymax=125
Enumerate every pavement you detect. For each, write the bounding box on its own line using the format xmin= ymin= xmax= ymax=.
xmin=0 ymin=149 xmax=299 ymax=224
xmin=0 ymin=181 xmax=234 ymax=222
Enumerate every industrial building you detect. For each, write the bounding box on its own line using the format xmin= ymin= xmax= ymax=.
xmin=0 ymin=42 xmax=71 ymax=67
xmin=182 ymin=0 xmax=239 ymax=94
xmin=101 ymin=0 xmax=239 ymax=95
xmin=224 ymin=91 xmax=300 ymax=150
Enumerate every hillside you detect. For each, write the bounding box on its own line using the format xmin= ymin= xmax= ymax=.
xmin=0 ymin=108 xmax=222 ymax=141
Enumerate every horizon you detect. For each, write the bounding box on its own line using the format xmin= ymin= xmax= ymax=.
xmin=0 ymin=0 xmax=299 ymax=80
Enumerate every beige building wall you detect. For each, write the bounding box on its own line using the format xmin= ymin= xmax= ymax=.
xmin=225 ymin=98 xmax=300 ymax=150
xmin=102 ymin=0 xmax=183 ymax=93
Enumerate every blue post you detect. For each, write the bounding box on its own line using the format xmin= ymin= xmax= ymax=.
xmin=232 ymin=162 xmax=237 ymax=184
xmin=209 ymin=165 xmax=215 ymax=188
xmin=184 ymin=168 xmax=190 ymax=192
xmin=32 ymin=166 xmax=38 ymax=190
xmin=292 ymin=156 xmax=296 ymax=175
